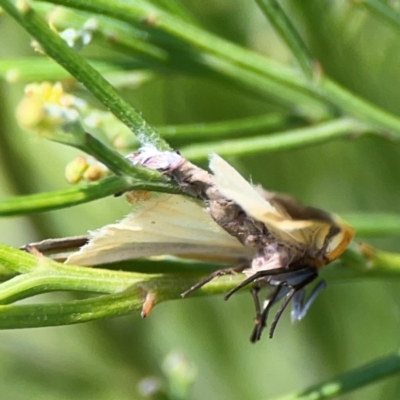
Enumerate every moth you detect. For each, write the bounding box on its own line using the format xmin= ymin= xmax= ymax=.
xmin=28 ymin=152 xmax=354 ymax=341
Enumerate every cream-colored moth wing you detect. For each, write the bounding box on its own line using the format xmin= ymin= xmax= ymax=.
xmin=209 ymin=154 xmax=280 ymax=217
xmin=66 ymin=193 xmax=252 ymax=266
xmin=209 ymin=154 xmax=331 ymax=248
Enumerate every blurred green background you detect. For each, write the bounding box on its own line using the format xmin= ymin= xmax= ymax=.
xmin=1 ymin=1 xmax=400 ymax=399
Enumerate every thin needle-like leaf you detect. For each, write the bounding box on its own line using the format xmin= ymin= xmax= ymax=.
xmin=273 ymin=351 xmax=400 ymax=400
xmin=255 ymin=0 xmax=314 ymax=77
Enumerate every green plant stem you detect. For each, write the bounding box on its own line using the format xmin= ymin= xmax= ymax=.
xmin=0 ymin=0 xmax=170 ymax=150
xmin=34 ymin=6 xmax=323 ymax=115
xmin=320 ymin=78 xmax=400 ymax=136
xmin=355 ymin=0 xmax=400 ymax=32
xmin=47 ymin=121 xmax=154 ymax=179
xmin=273 ymin=351 xmax=400 ymax=400
xmin=344 ymin=213 xmax=400 ymax=237
xmin=33 ymin=0 xmax=326 ymax=105
xmin=42 ymin=5 xmax=169 ymax=63
xmin=42 ymin=3 xmax=329 ymax=116
xmin=180 ymin=117 xmax=370 ymax=160
xmin=0 ymin=265 xmax=16 ymax=282
xmin=157 ymin=113 xmax=295 ymax=142
xmin=191 ymin=54 xmax=328 ymax=117
xmin=255 ymin=0 xmax=313 ymax=77
xmin=363 ymin=247 xmax=400 ymax=274
xmin=0 ymin=289 xmax=145 ymax=328
xmin=0 ymin=271 xmax=135 ymax=304
xmin=0 ymin=243 xmax=240 ymax=290
xmin=78 ymin=131 xmax=158 ymax=179
xmin=0 ymin=240 xmax=400 ymax=329
xmin=33 ymin=0 xmax=400 ymax=135
xmin=0 ymin=176 xmax=178 ymax=217
xmin=0 ymin=57 xmax=130 ymax=82
xmin=0 ymin=243 xmax=245 ymax=328
xmin=109 ymin=112 xmax=297 ymax=149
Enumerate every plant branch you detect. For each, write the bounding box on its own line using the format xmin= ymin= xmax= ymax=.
xmin=0 ymin=290 xmax=144 ymax=329
xmin=0 ymin=176 xmax=179 ymax=217
xmin=39 ymin=4 xmax=330 ymax=116
xmin=32 ymin=0 xmax=329 ymax=108
xmin=40 ymin=5 xmax=170 ymax=63
xmin=179 ymin=117 xmax=371 ymax=160
xmin=77 ymin=131 xmax=157 ymax=179
xmin=47 ymin=120 xmax=156 ymax=178
xmin=158 ymin=113 xmax=295 ymax=140
xmin=0 ymin=243 xmax=242 ymax=328
xmin=344 ymin=213 xmax=400 ymax=238
xmin=0 ymin=0 xmax=170 ymax=150
xmin=320 ymin=78 xmax=400 ymax=137
xmin=0 ymin=57 xmax=129 ymax=82
xmin=31 ymin=0 xmax=400 ymax=135
xmin=0 ymin=240 xmax=399 ymax=329
xmin=110 ymin=113 xmax=296 ymax=148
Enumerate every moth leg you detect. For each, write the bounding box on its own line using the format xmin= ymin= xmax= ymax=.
xmin=269 ymin=272 xmax=318 ymax=339
xmin=268 ymin=287 xmax=297 ymax=339
xmin=224 ymin=266 xmax=295 ymax=301
xmin=181 ymin=264 xmax=247 ymax=298
xmin=250 ymin=285 xmax=267 ymax=340
xmin=251 ymin=284 xmax=284 ymax=343
xmin=250 ymin=286 xmax=261 ymax=322
xmin=291 ymin=280 xmax=326 ymax=322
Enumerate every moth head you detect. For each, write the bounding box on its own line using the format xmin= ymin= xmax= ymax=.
xmin=324 ymin=220 xmax=354 ymax=263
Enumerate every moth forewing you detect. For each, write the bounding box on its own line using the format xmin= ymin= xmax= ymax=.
xmin=210 ymin=154 xmax=354 ymax=261
xmin=209 ymin=154 xmax=330 ymax=249
xmin=209 ymin=154 xmax=280 ymax=217
xmin=264 ymin=191 xmax=354 ymax=260
xmin=66 ymin=193 xmax=253 ymax=266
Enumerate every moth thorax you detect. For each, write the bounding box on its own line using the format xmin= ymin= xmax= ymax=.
xmin=243 ymin=243 xmax=295 ymax=278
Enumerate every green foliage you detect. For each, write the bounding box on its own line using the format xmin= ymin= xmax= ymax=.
xmin=1 ymin=0 xmax=400 ymax=399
